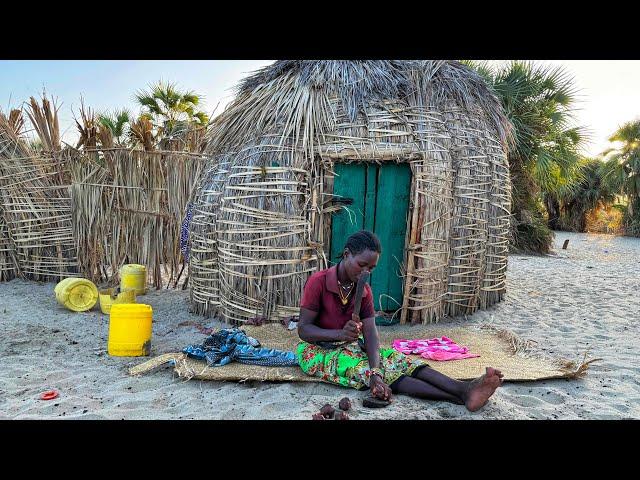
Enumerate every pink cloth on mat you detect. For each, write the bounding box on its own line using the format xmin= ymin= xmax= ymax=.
xmin=392 ymin=336 xmax=480 ymax=361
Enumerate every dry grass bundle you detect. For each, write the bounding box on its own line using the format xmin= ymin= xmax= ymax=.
xmin=129 ymin=116 xmax=156 ymax=151
xmin=74 ymin=99 xmax=99 ymax=150
xmin=158 ymin=123 xmax=208 ymax=153
xmin=188 ymin=156 xmax=229 ymax=312
xmin=0 ymin=110 xmax=33 ymax=158
xmin=191 ymin=61 xmax=513 ymax=324
xmin=25 ymin=95 xmax=61 ymax=152
xmin=98 ymin=124 xmax=114 ymax=149
xmin=7 ymin=109 xmax=25 ymax=137
xmin=69 ymin=150 xmax=111 ymax=281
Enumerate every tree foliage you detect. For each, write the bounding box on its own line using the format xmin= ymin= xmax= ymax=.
xmin=466 ymin=61 xmax=587 ymax=252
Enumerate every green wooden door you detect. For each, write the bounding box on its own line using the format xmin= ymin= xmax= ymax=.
xmin=330 ymin=162 xmax=411 ymax=311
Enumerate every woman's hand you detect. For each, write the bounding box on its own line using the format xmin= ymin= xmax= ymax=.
xmin=340 ymin=320 xmax=361 ymax=341
xmin=340 ymin=313 xmax=362 ymax=341
xmin=341 ymin=313 xmax=362 ymax=340
xmin=370 ymin=375 xmax=392 ymax=401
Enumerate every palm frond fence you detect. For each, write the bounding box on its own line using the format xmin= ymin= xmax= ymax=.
xmin=0 ymin=98 xmax=207 ymax=288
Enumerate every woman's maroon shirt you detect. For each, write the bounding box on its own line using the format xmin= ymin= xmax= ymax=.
xmin=300 ymin=265 xmax=375 ymax=330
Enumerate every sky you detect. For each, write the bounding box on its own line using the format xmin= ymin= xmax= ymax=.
xmin=0 ymin=60 xmax=274 ymax=146
xmin=1 ymin=60 xmax=638 ymax=156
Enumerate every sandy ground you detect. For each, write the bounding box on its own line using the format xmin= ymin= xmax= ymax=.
xmin=1 ymin=231 xmax=638 ymax=420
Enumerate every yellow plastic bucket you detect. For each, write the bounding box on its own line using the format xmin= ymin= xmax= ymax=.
xmin=120 ymin=264 xmax=147 ymax=295
xmin=54 ymin=277 xmax=99 ymax=312
xmin=98 ymin=288 xmax=137 ymax=315
xmin=108 ymin=303 xmax=152 ymax=357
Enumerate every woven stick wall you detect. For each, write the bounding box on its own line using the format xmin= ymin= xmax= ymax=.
xmin=189 ymin=139 xmax=320 ymax=322
xmin=69 ymin=148 xmax=206 ymax=288
xmin=0 ymin=208 xmax=18 ymax=280
xmin=189 ymin=61 xmax=513 ymax=324
xmin=188 ymin=156 xmax=229 ymax=311
xmin=0 ymin=127 xmax=77 ymax=281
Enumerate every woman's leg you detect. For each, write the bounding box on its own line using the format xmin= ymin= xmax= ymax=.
xmin=412 ymin=365 xmax=504 ymax=411
xmin=390 ymin=375 xmax=464 ymax=404
xmin=413 ymin=366 xmax=470 ymax=400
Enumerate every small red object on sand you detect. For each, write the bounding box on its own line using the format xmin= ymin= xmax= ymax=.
xmin=40 ymin=390 xmax=59 ymax=401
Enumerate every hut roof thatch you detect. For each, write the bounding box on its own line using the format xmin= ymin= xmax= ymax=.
xmin=206 ymin=60 xmax=511 ymax=157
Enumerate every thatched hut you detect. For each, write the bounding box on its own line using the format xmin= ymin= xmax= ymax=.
xmin=188 ymin=60 xmax=512 ymax=325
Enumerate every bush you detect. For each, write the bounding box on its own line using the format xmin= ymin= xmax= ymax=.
xmin=510 ymin=206 xmax=554 ymax=254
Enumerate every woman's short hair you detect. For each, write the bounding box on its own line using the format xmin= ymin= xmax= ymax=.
xmin=343 ymin=230 xmax=382 ymax=256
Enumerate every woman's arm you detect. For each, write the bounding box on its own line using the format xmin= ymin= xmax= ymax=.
xmin=361 ymin=315 xmax=392 ymax=400
xmin=297 ymin=307 xmax=357 ymax=343
xmin=361 ymin=316 xmax=380 ymax=369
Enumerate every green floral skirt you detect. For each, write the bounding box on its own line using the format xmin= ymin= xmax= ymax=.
xmin=296 ymin=340 xmax=426 ymax=390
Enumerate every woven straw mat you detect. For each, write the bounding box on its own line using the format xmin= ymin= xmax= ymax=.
xmin=129 ymin=323 xmax=595 ymax=383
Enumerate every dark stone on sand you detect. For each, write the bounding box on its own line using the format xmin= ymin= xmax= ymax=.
xmin=339 ymin=397 xmax=351 ymax=411
xmin=320 ymin=404 xmax=335 ymax=419
xmin=362 ymin=396 xmax=391 ymax=408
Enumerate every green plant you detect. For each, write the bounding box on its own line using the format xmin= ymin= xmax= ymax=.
xmin=135 ymin=81 xmax=209 ymax=136
xmin=97 ymin=109 xmax=130 ymax=144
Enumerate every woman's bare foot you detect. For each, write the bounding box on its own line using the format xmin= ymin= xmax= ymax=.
xmin=463 ymin=367 xmax=503 ymax=412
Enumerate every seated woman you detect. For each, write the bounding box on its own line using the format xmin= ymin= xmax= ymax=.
xmin=296 ymin=230 xmax=503 ymax=411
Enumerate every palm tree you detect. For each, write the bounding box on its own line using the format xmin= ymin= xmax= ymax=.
xmin=600 ymin=120 xmax=640 ymax=234
xmin=466 ymin=61 xmax=587 ymax=253
xmin=134 ymin=81 xmax=209 ymax=137
xmin=98 ymin=109 xmax=130 ymax=144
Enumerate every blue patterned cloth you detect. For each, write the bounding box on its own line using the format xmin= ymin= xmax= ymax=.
xmin=180 ymin=202 xmax=194 ymax=259
xmin=182 ymin=328 xmax=298 ymax=367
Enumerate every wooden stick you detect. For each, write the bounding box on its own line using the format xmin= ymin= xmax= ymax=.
xmin=400 ymin=163 xmax=420 ymax=325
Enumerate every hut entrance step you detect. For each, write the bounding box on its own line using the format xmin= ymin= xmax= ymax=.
xmin=330 ymin=162 xmax=411 ymax=312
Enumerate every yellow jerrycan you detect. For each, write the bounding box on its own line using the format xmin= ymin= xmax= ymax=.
xmin=98 ymin=288 xmax=136 ymax=314
xmin=120 ymin=264 xmax=147 ymax=295
xmin=54 ymin=277 xmax=99 ymax=312
xmin=108 ymin=303 xmax=153 ymax=356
